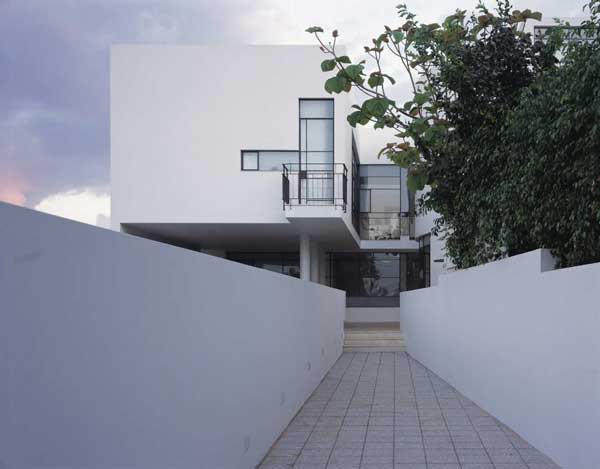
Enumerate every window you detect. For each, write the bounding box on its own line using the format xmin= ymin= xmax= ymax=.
xmin=241 ymin=150 xmax=299 ymax=172
xmin=227 ymin=252 xmax=300 ymax=278
xmin=241 ymin=99 xmax=334 ymax=174
xmin=359 ymin=165 xmax=401 ymax=240
xmin=326 ymin=252 xmax=427 ymax=307
xmin=299 ymin=99 xmax=334 ymax=170
xmin=241 ymin=151 xmax=258 ymax=170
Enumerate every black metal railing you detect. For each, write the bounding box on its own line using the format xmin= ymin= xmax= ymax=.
xmin=282 ymin=163 xmax=348 ymax=212
xmin=359 ymin=212 xmax=415 ymax=240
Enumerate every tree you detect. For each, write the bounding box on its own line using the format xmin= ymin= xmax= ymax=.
xmin=500 ymin=2 xmax=600 ymax=267
xmin=308 ymin=0 xmax=600 ymax=268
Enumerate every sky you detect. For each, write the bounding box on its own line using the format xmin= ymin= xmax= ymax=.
xmin=0 ymin=0 xmax=586 ymax=226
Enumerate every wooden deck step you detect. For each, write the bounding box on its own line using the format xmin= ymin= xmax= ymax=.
xmin=343 ymin=322 xmax=405 ymax=352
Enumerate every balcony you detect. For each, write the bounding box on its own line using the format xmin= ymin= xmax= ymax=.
xmin=282 ymin=163 xmax=348 ymax=212
xmin=359 ymin=212 xmax=415 ymax=240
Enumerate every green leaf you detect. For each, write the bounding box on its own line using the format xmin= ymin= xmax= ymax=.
xmin=324 ymin=76 xmax=347 ymax=94
xmin=363 ymin=97 xmax=390 ymax=117
xmin=336 ymin=55 xmax=351 ymax=64
xmin=368 ymin=73 xmax=384 ymax=87
xmin=391 ymin=30 xmax=405 ymax=43
xmin=529 ymin=11 xmax=542 ymax=21
xmin=320 ymin=59 xmax=336 ymax=72
xmin=414 ymin=93 xmax=428 ymax=106
xmin=407 ymin=171 xmax=427 ymax=192
xmin=344 ymin=64 xmax=364 ymax=80
xmin=347 ymin=111 xmax=362 ymax=127
xmin=305 ymin=26 xmax=323 ymax=33
xmin=382 ymin=74 xmax=396 ymax=85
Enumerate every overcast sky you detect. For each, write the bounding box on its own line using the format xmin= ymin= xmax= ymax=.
xmin=0 ymin=0 xmax=586 ymax=225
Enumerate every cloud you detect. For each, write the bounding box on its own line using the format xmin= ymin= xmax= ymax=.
xmin=35 ymin=189 xmax=110 ymax=227
xmin=0 ymin=0 xmax=586 ymax=225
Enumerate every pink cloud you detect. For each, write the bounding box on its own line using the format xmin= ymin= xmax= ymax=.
xmin=0 ymin=170 xmax=29 ymax=206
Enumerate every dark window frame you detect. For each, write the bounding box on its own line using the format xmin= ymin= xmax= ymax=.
xmin=240 ymin=98 xmax=335 ymax=173
xmin=241 ymin=149 xmax=299 ymax=172
xmin=326 ymin=251 xmax=427 ymax=307
xmin=298 ymin=98 xmax=335 ymax=170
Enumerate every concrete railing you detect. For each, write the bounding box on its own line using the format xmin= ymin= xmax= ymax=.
xmin=400 ymin=249 xmax=600 ymax=469
xmin=0 ymin=202 xmax=345 ymax=469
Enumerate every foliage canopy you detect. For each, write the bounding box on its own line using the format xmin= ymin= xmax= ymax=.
xmin=308 ymin=0 xmax=600 ymax=268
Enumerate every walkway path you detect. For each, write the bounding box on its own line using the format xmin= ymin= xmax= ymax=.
xmin=259 ymin=352 xmax=560 ymax=469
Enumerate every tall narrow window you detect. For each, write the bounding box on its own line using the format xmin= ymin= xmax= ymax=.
xmin=299 ymin=99 xmax=334 ymax=203
xmin=299 ymin=99 xmax=334 ymax=169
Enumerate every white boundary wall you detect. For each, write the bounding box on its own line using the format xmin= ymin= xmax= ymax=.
xmin=0 ymin=202 xmax=345 ymax=469
xmin=400 ymin=249 xmax=600 ymax=469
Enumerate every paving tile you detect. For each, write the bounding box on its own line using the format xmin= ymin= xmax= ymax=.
xmin=517 ymin=448 xmax=559 ymax=464
xmin=425 ymin=447 xmax=459 ymax=463
xmin=259 ymin=353 xmax=559 ymax=469
xmin=456 ymin=448 xmax=491 ymax=463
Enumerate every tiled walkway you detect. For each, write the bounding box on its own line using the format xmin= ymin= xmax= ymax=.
xmin=259 ymin=352 xmax=560 ymax=469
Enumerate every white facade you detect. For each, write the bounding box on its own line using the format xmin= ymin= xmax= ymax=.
xmin=111 ymin=44 xmax=439 ymax=320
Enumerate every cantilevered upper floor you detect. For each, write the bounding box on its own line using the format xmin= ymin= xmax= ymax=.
xmin=111 ymin=44 xmax=419 ymax=252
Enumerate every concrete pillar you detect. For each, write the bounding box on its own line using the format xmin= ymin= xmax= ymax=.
xmin=300 ymin=233 xmax=311 ymax=281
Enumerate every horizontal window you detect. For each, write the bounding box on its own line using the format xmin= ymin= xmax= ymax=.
xmin=241 ymin=150 xmax=299 ymax=171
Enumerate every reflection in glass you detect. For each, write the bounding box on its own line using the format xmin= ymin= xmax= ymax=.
xmin=326 ymin=252 xmax=426 ymax=307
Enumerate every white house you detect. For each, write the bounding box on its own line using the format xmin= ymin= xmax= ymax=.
xmin=110 ymin=44 xmax=447 ymax=323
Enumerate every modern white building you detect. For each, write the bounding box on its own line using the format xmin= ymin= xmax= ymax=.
xmin=111 ymin=45 xmax=447 ymax=322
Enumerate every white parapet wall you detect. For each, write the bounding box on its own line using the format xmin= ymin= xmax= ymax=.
xmin=0 ymin=202 xmax=345 ymax=469
xmin=400 ymin=249 xmax=600 ymax=469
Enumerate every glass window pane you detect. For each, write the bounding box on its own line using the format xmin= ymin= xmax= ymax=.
xmin=362 ymin=277 xmax=399 ymax=297
xmin=360 ymin=189 xmax=370 ymax=212
xmin=227 ymin=252 xmax=254 ymax=266
xmin=305 ymin=120 xmax=333 ymax=151
xmin=360 ymin=176 xmax=400 ymax=188
xmin=370 ymin=189 xmax=400 ymax=212
xmin=242 ymin=151 xmax=258 ymax=170
xmin=359 ymin=165 xmax=401 ymax=177
xmin=305 ymin=152 xmax=333 ymax=167
xmin=372 ymin=252 xmax=401 ymax=277
xmin=254 ymin=253 xmax=283 ymax=274
xmin=282 ymin=253 xmax=300 ymax=278
xmin=359 ymin=213 xmax=401 ymax=240
xmin=258 ymin=151 xmax=298 ymax=171
xmin=300 ymin=99 xmax=334 ymax=118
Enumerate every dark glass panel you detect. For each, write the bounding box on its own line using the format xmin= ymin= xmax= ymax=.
xmin=370 ymin=189 xmax=401 ymax=213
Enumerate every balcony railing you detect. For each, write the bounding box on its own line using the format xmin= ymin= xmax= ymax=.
xmin=282 ymin=163 xmax=348 ymax=212
xmin=359 ymin=212 xmax=415 ymax=240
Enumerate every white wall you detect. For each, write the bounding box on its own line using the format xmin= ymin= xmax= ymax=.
xmin=111 ymin=45 xmax=354 ymax=228
xmin=400 ymin=249 xmax=600 ymax=469
xmin=0 ymin=202 xmax=346 ymax=469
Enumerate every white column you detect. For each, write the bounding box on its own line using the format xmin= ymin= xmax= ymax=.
xmin=300 ymin=233 xmax=311 ymax=281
